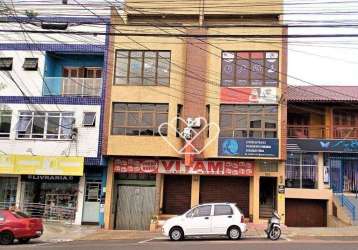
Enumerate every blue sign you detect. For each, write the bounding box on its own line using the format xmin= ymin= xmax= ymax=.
xmin=288 ymin=139 xmax=358 ymax=153
xmin=219 ymin=138 xmax=279 ymax=157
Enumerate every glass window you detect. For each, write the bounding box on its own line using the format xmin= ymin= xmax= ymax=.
xmin=16 ymin=111 xmax=74 ymax=140
xmin=192 ymin=205 xmax=212 ymax=217
xmin=221 ymin=51 xmax=279 ymax=86
xmin=111 ymin=103 xmax=169 ymax=136
xmin=0 ymin=58 xmax=13 ymax=71
xmin=0 ymin=110 xmax=12 ymax=138
xmin=286 ymin=152 xmax=317 ymax=189
xmin=219 ymin=105 xmax=278 ymax=138
xmin=82 ymin=112 xmax=96 ymax=127
xmin=23 ymin=58 xmax=38 ymax=71
xmin=114 ymin=50 xmax=171 ymax=86
xmin=214 ymin=205 xmax=233 ymax=216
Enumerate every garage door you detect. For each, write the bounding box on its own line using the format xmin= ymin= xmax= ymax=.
xmin=163 ymin=175 xmax=192 ymax=214
xmin=199 ymin=176 xmax=250 ymax=217
xmin=285 ymin=199 xmax=327 ymax=227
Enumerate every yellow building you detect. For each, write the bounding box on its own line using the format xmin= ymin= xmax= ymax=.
xmin=103 ymin=0 xmax=287 ymax=230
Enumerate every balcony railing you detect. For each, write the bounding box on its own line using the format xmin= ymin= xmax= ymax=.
xmin=334 ymin=126 xmax=358 ymax=139
xmin=287 ymin=125 xmax=326 ymax=139
xmin=288 ymin=125 xmax=358 ymax=139
xmin=43 ymin=77 xmax=102 ymax=97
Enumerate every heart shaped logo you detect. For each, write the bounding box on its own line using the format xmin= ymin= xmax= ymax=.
xmin=158 ymin=117 xmax=220 ymax=155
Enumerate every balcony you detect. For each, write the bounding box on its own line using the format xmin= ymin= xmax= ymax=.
xmin=287 ymin=125 xmax=326 ymax=139
xmin=43 ymin=77 xmax=102 ymax=97
xmin=288 ymin=125 xmax=358 ymax=139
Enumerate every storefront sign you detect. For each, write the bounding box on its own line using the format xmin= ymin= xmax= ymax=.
xmin=0 ymin=155 xmax=84 ymax=176
xmin=21 ymin=175 xmax=80 ymax=183
xmin=219 ymin=138 xmax=279 ymax=157
xmin=113 ymin=159 xmax=254 ymax=176
xmin=287 ymin=139 xmax=358 ymax=153
xmin=220 ymin=87 xmax=278 ymax=104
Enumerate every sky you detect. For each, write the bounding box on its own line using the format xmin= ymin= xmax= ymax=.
xmin=3 ymin=0 xmax=358 ymax=86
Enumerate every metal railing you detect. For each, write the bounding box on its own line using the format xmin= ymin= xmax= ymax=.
xmin=339 ymin=194 xmax=356 ymax=221
xmin=43 ymin=77 xmax=102 ymax=97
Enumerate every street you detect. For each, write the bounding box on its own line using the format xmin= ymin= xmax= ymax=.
xmin=2 ymin=237 xmax=358 ymax=250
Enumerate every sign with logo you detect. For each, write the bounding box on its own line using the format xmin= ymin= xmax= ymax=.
xmin=113 ymin=159 xmax=254 ymax=176
xmin=220 ymin=87 xmax=278 ymax=104
xmin=287 ymin=139 xmax=358 ymax=153
xmin=21 ymin=175 xmax=80 ymax=183
xmin=219 ymin=138 xmax=279 ymax=157
xmin=0 ymin=155 xmax=84 ymax=176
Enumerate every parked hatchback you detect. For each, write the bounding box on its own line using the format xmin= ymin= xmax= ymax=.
xmin=162 ymin=203 xmax=246 ymax=241
xmin=0 ymin=210 xmax=43 ymax=245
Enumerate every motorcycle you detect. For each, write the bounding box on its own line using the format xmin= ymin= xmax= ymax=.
xmin=265 ymin=211 xmax=281 ymax=241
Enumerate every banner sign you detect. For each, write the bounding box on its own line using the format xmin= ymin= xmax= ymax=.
xmin=219 ymin=138 xmax=279 ymax=157
xmin=0 ymin=155 xmax=84 ymax=176
xmin=21 ymin=175 xmax=80 ymax=183
xmin=113 ymin=159 xmax=255 ymax=176
xmin=287 ymin=139 xmax=358 ymax=153
xmin=220 ymin=87 xmax=278 ymax=104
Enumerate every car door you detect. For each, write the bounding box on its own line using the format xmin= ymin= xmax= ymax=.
xmin=211 ymin=204 xmax=235 ymax=235
xmin=184 ymin=205 xmax=212 ymax=235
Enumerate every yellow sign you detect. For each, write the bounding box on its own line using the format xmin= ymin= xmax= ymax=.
xmin=0 ymin=155 xmax=84 ymax=176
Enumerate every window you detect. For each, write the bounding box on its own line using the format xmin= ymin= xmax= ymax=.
xmin=286 ymin=152 xmax=318 ymax=189
xmin=0 ymin=58 xmax=13 ymax=71
xmin=221 ymin=51 xmax=279 ymax=87
xmin=111 ymin=103 xmax=168 ymax=136
xmin=214 ymin=205 xmax=233 ymax=216
xmin=333 ymin=109 xmax=358 ymax=138
xmin=176 ymin=104 xmax=183 ymax=137
xmin=114 ymin=50 xmax=171 ymax=86
xmin=16 ymin=111 xmax=75 ymax=140
xmin=219 ymin=105 xmax=278 ymax=138
xmin=83 ymin=112 xmax=96 ymax=127
xmin=189 ymin=205 xmax=212 ymax=217
xmin=0 ymin=110 xmax=12 ymax=138
xmin=23 ymin=58 xmax=38 ymax=71
xmin=85 ymin=182 xmax=101 ymax=202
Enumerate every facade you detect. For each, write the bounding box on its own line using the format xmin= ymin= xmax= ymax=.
xmin=0 ymin=16 xmax=109 ymax=225
xmin=286 ymin=86 xmax=358 ymax=227
xmin=103 ymin=0 xmax=287 ymax=230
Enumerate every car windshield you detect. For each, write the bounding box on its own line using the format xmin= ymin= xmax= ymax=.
xmin=11 ymin=211 xmax=30 ymax=219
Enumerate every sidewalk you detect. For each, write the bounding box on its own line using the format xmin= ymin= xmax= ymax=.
xmin=39 ymin=222 xmax=99 ymax=242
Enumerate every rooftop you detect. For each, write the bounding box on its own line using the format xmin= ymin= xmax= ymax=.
xmin=287 ymin=85 xmax=358 ymax=103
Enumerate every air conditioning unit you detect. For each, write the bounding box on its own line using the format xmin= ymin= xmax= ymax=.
xmin=187 ymin=117 xmax=201 ymax=128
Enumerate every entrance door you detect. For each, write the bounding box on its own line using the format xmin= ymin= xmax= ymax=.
xmin=82 ymin=181 xmax=101 ymax=223
xmin=330 ymin=159 xmax=343 ymax=193
xmin=0 ymin=177 xmax=18 ymax=209
xmin=259 ymin=177 xmax=277 ymax=218
xmin=115 ymin=185 xmax=156 ymax=230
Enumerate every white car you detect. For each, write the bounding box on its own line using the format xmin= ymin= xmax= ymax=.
xmin=162 ymin=203 xmax=247 ymax=241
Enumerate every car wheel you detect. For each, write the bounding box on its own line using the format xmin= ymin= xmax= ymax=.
xmin=169 ymin=227 xmax=184 ymax=241
xmin=19 ymin=238 xmax=31 ymax=244
xmin=0 ymin=231 xmax=14 ymax=245
xmin=227 ymin=226 xmax=241 ymax=240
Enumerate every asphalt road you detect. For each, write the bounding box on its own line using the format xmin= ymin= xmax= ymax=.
xmin=2 ymin=237 xmax=358 ymax=250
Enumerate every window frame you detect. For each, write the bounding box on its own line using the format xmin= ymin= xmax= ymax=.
xmin=0 ymin=57 xmax=13 ymax=71
xmin=219 ymin=105 xmax=278 ymax=139
xmin=16 ymin=111 xmax=75 ymax=140
xmin=23 ymin=58 xmax=39 ymax=71
xmin=221 ymin=51 xmax=279 ymax=87
xmin=0 ymin=110 xmax=12 ymax=138
xmin=82 ymin=112 xmax=96 ymax=127
xmin=113 ymin=50 xmax=171 ymax=86
xmin=285 ymin=152 xmax=318 ymax=189
xmin=111 ymin=103 xmax=169 ymax=136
